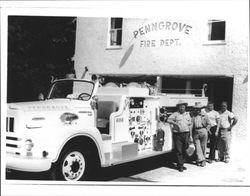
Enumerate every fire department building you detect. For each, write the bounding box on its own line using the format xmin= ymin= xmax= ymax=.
xmin=74 ymin=3 xmax=249 ymax=144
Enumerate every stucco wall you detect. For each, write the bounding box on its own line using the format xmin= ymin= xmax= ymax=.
xmin=75 ymin=17 xmax=248 ymax=75
xmin=74 ymin=3 xmax=248 ymax=140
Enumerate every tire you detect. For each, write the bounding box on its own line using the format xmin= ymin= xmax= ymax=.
xmin=51 ymin=147 xmax=93 ymax=181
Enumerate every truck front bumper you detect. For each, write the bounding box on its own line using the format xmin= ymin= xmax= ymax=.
xmin=6 ymin=153 xmax=52 ymax=172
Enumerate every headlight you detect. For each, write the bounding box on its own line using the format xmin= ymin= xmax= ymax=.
xmin=25 ymin=139 xmax=34 ymax=151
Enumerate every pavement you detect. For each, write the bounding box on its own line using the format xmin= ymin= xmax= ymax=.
xmin=3 ymin=139 xmax=250 ymax=196
xmin=5 ymin=140 xmax=250 ymax=185
xmin=111 ymin=139 xmax=250 ymax=185
xmin=112 ymin=156 xmax=249 ymax=185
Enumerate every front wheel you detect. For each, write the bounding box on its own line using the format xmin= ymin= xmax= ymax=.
xmin=51 ymin=148 xmax=92 ymax=181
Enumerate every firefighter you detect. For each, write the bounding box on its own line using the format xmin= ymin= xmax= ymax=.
xmin=192 ymin=102 xmax=211 ymax=167
xmin=217 ymin=101 xmax=238 ymax=163
xmin=202 ymin=102 xmax=221 ymax=163
xmin=168 ymin=100 xmax=193 ymax=172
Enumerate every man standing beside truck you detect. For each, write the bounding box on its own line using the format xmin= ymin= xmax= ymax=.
xmin=217 ymin=101 xmax=238 ymax=163
xmin=192 ymin=102 xmax=211 ymax=167
xmin=202 ymin=102 xmax=221 ymax=163
xmin=168 ymin=100 xmax=193 ymax=172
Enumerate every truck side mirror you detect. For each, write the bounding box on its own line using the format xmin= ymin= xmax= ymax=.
xmin=90 ymin=95 xmax=98 ymax=110
xmin=202 ymin=83 xmax=208 ymax=97
xmin=92 ymin=95 xmax=98 ymax=101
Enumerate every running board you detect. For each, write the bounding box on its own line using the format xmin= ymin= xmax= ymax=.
xmin=102 ymin=141 xmax=171 ymax=167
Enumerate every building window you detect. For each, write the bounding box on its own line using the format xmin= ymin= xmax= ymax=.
xmin=204 ymin=20 xmax=226 ymax=45
xmin=108 ymin=18 xmax=123 ymax=48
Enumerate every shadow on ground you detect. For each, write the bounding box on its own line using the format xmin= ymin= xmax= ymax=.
xmin=6 ymin=153 xmax=184 ymax=182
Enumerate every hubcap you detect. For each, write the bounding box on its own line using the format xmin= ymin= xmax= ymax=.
xmin=62 ymin=151 xmax=85 ymax=181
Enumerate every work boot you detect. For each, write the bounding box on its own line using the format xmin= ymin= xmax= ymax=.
xmin=178 ymin=167 xmax=184 ymax=172
xmin=215 ymin=157 xmax=224 ymax=162
xmin=224 ymin=158 xmax=230 ymax=163
xmin=207 ymin=159 xmax=213 ymax=164
xmin=200 ymin=161 xmax=206 ymax=167
xmin=177 ymin=165 xmax=184 ymax=172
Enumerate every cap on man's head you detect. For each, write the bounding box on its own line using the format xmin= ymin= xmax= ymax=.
xmin=207 ymin=101 xmax=214 ymax=105
xmin=194 ymin=102 xmax=203 ymax=109
xmin=176 ymin=100 xmax=188 ymax=107
xmin=221 ymin=101 xmax=228 ymax=106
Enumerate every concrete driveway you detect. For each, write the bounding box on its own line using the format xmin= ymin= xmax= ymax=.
xmin=3 ymin=140 xmax=250 ymax=196
xmin=110 ymin=140 xmax=250 ymax=185
xmin=5 ymin=140 xmax=250 ymax=185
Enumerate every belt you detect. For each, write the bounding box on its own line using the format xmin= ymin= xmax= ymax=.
xmin=173 ymin=131 xmax=189 ymax=134
xmin=220 ymin=127 xmax=229 ymax=130
xmin=194 ymin=127 xmax=204 ymax=130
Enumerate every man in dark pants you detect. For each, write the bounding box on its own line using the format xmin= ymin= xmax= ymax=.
xmin=168 ymin=100 xmax=193 ymax=172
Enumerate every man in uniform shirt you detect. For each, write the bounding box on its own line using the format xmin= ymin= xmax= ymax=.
xmin=192 ymin=102 xmax=211 ymax=167
xmin=203 ymin=102 xmax=221 ymax=163
xmin=168 ymin=100 xmax=193 ymax=172
xmin=217 ymin=101 xmax=238 ymax=163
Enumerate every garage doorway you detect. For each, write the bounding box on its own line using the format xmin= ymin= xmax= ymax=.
xmin=96 ymin=74 xmax=234 ymax=111
xmin=161 ymin=76 xmax=234 ymax=111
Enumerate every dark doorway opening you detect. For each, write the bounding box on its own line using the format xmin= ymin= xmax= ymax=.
xmin=161 ymin=76 xmax=234 ymax=111
xmin=99 ymin=74 xmax=234 ymax=111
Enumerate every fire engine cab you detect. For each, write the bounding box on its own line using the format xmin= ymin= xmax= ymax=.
xmin=6 ymin=78 xmax=208 ymax=181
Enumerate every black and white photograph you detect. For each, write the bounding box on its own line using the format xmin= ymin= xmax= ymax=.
xmin=1 ymin=0 xmax=250 ymax=196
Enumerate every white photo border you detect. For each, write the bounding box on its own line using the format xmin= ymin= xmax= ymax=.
xmin=1 ymin=1 xmax=250 ymax=196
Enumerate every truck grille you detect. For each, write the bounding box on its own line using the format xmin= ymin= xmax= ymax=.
xmin=6 ymin=116 xmax=21 ymax=155
xmin=6 ymin=143 xmax=19 ymax=148
xmin=6 ymin=136 xmax=22 ymax=155
xmin=6 ymin=117 xmax=14 ymax=132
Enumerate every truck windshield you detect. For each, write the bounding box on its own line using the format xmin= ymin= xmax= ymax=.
xmin=48 ymin=80 xmax=95 ymax=101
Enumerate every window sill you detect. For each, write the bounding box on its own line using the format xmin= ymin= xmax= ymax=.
xmin=203 ymin=41 xmax=227 ymax=46
xmin=106 ymin=46 xmax=123 ymax=50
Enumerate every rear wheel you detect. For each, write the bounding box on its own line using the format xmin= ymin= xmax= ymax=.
xmin=51 ymin=148 xmax=92 ymax=181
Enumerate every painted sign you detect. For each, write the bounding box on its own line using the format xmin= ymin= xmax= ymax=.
xmin=140 ymin=39 xmax=181 ymax=47
xmin=133 ymin=21 xmax=192 ymax=48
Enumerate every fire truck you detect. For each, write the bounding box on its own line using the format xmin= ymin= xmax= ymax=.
xmin=6 ymin=78 xmax=208 ymax=181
